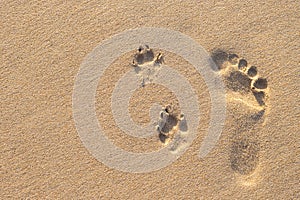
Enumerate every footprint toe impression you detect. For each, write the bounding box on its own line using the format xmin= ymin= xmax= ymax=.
xmin=247 ymin=66 xmax=258 ymax=77
xmin=253 ymin=78 xmax=268 ymax=90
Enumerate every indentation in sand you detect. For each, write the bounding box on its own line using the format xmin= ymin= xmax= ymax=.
xmin=230 ymin=136 xmax=260 ymax=175
xmin=155 ymin=105 xmax=189 ymax=153
xmin=211 ymin=49 xmax=269 ymax=179
xmin=211 ymin=49 xmax=269 ymax=107
xmin=132 ymin=46 xmax=191 ymax=154
xmin=132 ymin=45 xmax=163 ymax=87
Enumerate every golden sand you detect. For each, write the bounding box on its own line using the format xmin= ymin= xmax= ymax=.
xmin=1 ymin=1 xmax=299 ymax=199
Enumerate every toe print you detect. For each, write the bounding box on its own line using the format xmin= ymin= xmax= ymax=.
xmin=247 ymin=66 xmax=258 ymax=77
xmin=228 ymin=53 xmax=239 ymax=65
xmin=253 ymin=78 xmax=268 ymax=90
xmin=238 ymin=59 xmax=248 ymax=71
xmin=211 ymin=49 xmax=229 ymax=70
xmin=251 ymin=78 xmax=268 ymax=106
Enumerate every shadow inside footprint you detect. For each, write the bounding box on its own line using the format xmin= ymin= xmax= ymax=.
xmin=226 ymin=71 xmax=252 ymax=92
xmin=159 ymin=133 xmax=168 ymax=143
xmin=247 ymin=66 xmax=258 ymax=77
xmin=238 ymin=59 xmax=248 ymax=70
xmin=210 ymin=49 xmax=229 ymax=70
xmin=253 ymin=78 xmax=268 ymax=89
xmin=135 ymin=53 xmax=144 ymax=65
xmin=230 ymin=137 xmax=260 ymax=175
xmin=157 ymin=105 xmax=180 ymax=144
xmin=179 ymin=116 xmax=188 ymax=132
xmin=250 ymin=109 xmax=265 ymax=121
xmin=253 ymin=91 xmax=266 ymax=106
xmin=144 ymin=50 xmax=154 ymax=62
xmin=209 ymin=49 xmax=268 ymax=176
xmin=161 ymin=115 xmax=178 ymax=134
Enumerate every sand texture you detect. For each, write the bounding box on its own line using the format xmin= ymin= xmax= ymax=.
xmin=1 ymin=0 xmax=299 ymax=199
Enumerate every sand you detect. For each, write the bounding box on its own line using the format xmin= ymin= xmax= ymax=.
xmin=1 ymin=0 xmax=299 ymax=199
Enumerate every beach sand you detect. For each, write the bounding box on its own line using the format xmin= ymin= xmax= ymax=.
xmin=1 ymin=1 xmax=299 ymax=199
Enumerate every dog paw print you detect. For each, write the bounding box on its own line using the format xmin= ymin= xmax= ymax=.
xmin=132 ymin=45 xmax=163 ymax=87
